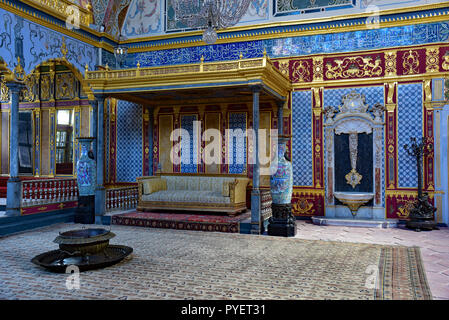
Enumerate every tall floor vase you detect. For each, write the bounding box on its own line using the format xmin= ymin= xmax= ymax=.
xmin=75 ymin=137 xmax=96 ymax=224
xmin=268 ymin=136 xmax=296 ymax=237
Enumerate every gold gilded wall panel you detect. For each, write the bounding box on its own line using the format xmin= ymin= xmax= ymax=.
xmin=55 ymin=72 xmax=76 ymax=100
xmin=260 ymin=111 xmax=271 ymax=187
xmin=40 ymin=74 xmax=52 ymax=101
xmin=204 ymin=112 xmax=221 ymax=174
xmin=158 ymin=114 xmax=173 ymax=173
xmin=80 ymin=106 xmax=90 ymax=137
xmin=40 ymin=110 xmax=50 ymax=175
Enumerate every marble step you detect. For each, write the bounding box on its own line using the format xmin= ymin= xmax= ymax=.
xmin=312 ymin=216 xmax=399 ymax=228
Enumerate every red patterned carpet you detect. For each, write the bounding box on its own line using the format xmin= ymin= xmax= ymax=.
xmin=111 ymin=211 xmax=251 ymax=233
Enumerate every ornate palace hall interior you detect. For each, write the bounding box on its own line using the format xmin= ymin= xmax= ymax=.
xmin=0 ymin=0 xmax=449 ymax=301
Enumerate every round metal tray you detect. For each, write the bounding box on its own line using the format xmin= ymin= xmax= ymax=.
xmin=31 ymin=245 xmax=133 ymax=273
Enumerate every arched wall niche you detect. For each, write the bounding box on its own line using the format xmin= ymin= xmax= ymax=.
xmin=323 ymin=91 xmax=385 ymax=219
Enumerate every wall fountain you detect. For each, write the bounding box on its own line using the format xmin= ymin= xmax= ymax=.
xmin=313 ymin=91 xmax=396 ymax=227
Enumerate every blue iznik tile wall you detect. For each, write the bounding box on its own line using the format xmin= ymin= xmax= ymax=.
xmin=228 ymin=112 xmax=247 ymax=174
xmin=397 ymin=83 xmax=423 ymax=188
xmin=0 ymin=7 xmax=97 ymax=75
xmin=323 ymin=86 xmax=385 ymax=205
xmin=292 ymin=90 xmax=313 ymax=187
xmin=180 ymin=114 xmax=199 ymax=173
xmin=116 ymin=100 xmax=143 ymax=182
xmin=126 ymin=20 xmax=449 ymax=68
xmin=323 ymin=86 xmax=385 ymax=108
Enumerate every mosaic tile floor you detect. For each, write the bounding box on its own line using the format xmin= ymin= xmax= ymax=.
xmin=0 ymin=222 xmax=436 ymax=300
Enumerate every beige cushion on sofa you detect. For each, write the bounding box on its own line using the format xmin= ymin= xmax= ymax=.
xmin=142 ymin=190 xmax=230 ymax=204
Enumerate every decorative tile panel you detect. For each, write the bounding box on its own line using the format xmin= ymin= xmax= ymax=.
xmin=128 ymin=21 xmax=449 ymax=68
xmin=116 ymin=100 xmax=143 ymax=182
xmin=228 ymin=112 xmax=247 ymax=174
xmin=397 ymin=82 xmax=422 ymax=188
xmin=180 ymin=114 xmax=198 ymax=173
xmin=323 ymin=86 xmax=384 ymax=108
xmin=292 ymin=90 xmax=313 ymax=186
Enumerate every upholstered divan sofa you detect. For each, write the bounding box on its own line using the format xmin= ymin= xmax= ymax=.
xmin=137 ymin=175 xmax=250 ymax=215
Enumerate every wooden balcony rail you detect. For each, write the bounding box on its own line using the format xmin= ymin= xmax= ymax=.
xmin=106 ymin=186 xmax=138 ymax=212
xmin=21 ymin=178 xmax=78 ymax=207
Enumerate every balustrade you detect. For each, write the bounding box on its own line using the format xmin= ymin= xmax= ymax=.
xmin=21 ymin=178 xmax=78 ymax=207
xmin=105 ymin=186 xmax=138 ymax=212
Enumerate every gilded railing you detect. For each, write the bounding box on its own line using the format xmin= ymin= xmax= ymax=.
xmin=85 ymin=54 xmax=271 ymax=80
xmin=22 ymin=0 xmax=93 ymax=27
xmin=106 ymin=186 xmax=138 ymax=212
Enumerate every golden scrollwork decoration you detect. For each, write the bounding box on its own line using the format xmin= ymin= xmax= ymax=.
xmin=402 ymin=50 xmax=420 ymax=75
xmin=384 ymin=51 xmax=397 ymax=76
xmin=291 ymin=60 xmax=311 ymax=82
xmin=442 ymin=51 xmax=449 ymax=71
xmin=292 ymin=198 xmax=315 ymax=215
xmin=61 ymin=36 xmax=68 ymax=58
xmin=21 ymin=73 xmax=39 ymax=102
xmin=0 ymin=79 xmax=9 ymax=101
xmin=396 ymin=200 xmax=416 ymax=218
xmin=312 ymin=57 xmax=324 ymax=81
xmin=13 ymin=57 xmax=26 ymax=82
xmin=276 ymin=60 xmax=289 ymax=78
xmin=40 ymin=74 xmax=51 ymax=100
xmin=325 ymin=55 xmax=382 ymax=79
xmin=55 ymin=73 xmax=75 ymax=100
xmin=424 ymin=79 xmax=432 ymax=102
xmin=426 ymin=47 xmax=439 ymax=73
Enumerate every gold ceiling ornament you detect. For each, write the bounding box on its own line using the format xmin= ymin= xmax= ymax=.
xmin=384 ymin=51 xmax=397 ymax=76
xmin=425 ymin=47 xmax=439 ymax=73
xmin=402 ymin=50 xmax=420 ymax=75
xmin=325 ymin=55 xmax=382 ymax=79
xmin=22 ymin=0 xmax=93 ymax=27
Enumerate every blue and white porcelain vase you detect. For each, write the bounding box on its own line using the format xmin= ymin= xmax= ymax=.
xmin=76 ymin=137 xmax=96 ymax=196
xmin=270 ymin=136 xmax=293 ymax=204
